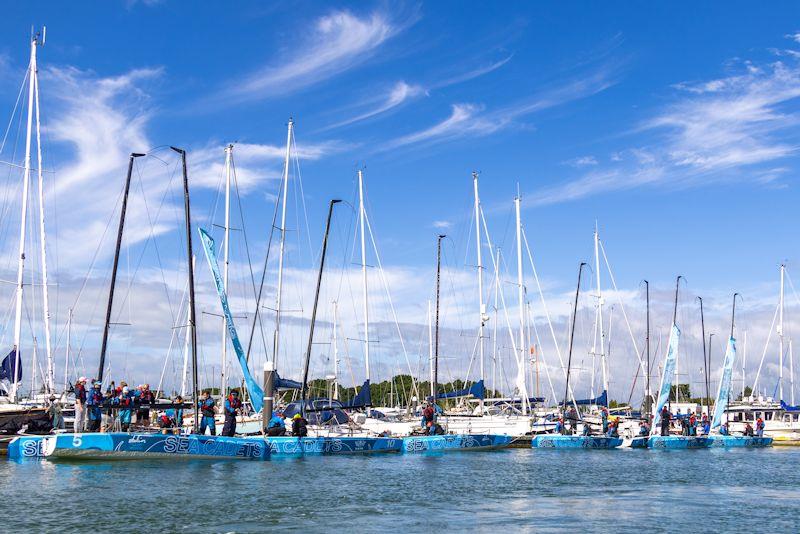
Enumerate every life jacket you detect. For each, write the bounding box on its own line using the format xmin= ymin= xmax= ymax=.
xmin=200 ymin=398 xmax=215 ymax=417
xmin=227 ymin=396 xmax=242 ymax=413
xmin=75 ymin=384 xmax=87 ymax=403
xmin=159 ymin=414 xmax=173 ymax=427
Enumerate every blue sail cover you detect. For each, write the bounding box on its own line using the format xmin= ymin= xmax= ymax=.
xmin=781 ymin=400 xmax=800 ymax=412
xmin=711 ymin=336 xmax=736 ymax=431
xmin=343 ymin=379 xmax=372 ymax=408
xmin=0 ymin=348 xmax=22 ymax=391
xmin=274 ymin=372 xmax=302 ymax=390
xmin=437 ymin=380 xmax=485 ymax=400
xmin=652 ymin=324 xmax=680 ymax=431
xmin=573 ymin=390 xmax=607 ymax=406
xmin=198 ymin=228 xmax=265 ymax=413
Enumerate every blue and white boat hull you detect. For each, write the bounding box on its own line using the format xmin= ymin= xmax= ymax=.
xmin=707 ymin=435 xmax=773 ymax=448
xmin=263 ymin=436 xmax=402 ymax=457
xmin=531 ymin=435 xmax=623 ymax=449
xmin=7 ymin=435 xmax=49 ymax=460
xmin=647 ymin=436 xmax=712 ymax=449
xmin=401 ymin=434 xmax=513 ymax=453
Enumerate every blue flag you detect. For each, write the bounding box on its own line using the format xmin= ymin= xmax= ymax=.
xmin=711 ymin=336 xmax=736 ymax=431
xmin=198 ymin=228 xmax=264 ymax=413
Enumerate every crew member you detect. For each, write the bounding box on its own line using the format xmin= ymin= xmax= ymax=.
xmin=421 ymin=402 xmax=436 ymax=434
xmin=86 ymin=381 xmax=104 ymax=432
xmin=136 ymin=384 xmax=155 ymax=427
xmin=660 ymin=405 xmax=671 ymax=436
xmin=639 ymin=419 xmax=650 ymax=436
xmin=292 ymin=413 xmax=308 ymax=437
xmin=74 ymin=377 xmax=87 ymax=433
xmin=756 ymin=417 xmax=765 ymax=438
xmin=267 ymin=410 xmax=286 ymax=436
xmin=222 ymin=390 xmax=243 ymax=437
xmin=719 ymin=422 xmax=729 ymax=436
xmin=744 ymin=422 xmax=754 ymax=437
xmin=601 ymin=407 xmax=609 ymax=434
xmin=164 ymin=396 xmax=184 ymax=434
xmin=47 ymin=395 xmax=64 ymax=430
xmin=198 ymin=391 xmax=217 ymax=435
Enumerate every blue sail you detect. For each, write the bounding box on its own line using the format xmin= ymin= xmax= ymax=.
xmin=572 ymin=390 xmax=607 ymax=406
xmin=343 ymin=379 xmax=372 ymax=408
xmin=437 ymin=380 xmax=485 ymax=400
xmin=198 ymin=228 xmax=264 ymax=413
xmin=710 ymin=336 xmax=736 ymax=431
xmin=652 ymin=324 xmax=680 ymax=431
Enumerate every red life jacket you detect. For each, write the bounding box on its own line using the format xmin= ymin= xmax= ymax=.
xmin=228 ymin=396 xmax=242 ymax=411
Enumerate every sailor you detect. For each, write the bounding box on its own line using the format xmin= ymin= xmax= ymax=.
xmin=292 ymin=413 xmax=308 ymax=437
xmin=719 ymin=422 xmax=729 ymax=436
xmin=582 ymin=422 xmax=591 ymax=436
xmin=165 ymin=395 xmax=184 ymax=434
xmin=744 ymin=422 xmax=754 ymax=437
xmin=422 ymin=402 xmax=436 ymax=434
xmin=688 ymin=412 xmax=697 ymax=436
xmin=47 ymin=395 xmax=64 ymax=431
xmin=267 ymin=410 xmax=287 ymax=436
xmin=222 ymin=390 xmax=243 ymax=437
xmin=606 ymin=419 xmax=618 ymax=438
xmin=639 ymin=419 xmax=650 ymax=436
xmin=701 ymin=414 xmax=710 ymax=435
xmin=198 ymin=391 xmax=217 ymax=435
xmin=756 ymin=417 xmax=765 ymax=438
xmin=554 ymin=416 xmax=565 ymax=435
xmin=74 ymin=377 xmax=87 ymax=433
xmin=118 ymin=386 xmax=133 ymax=432
xmin=660 ymin=405 xmax=671 ymax=436
xmin=601 ymin=407 xmax=609 ymax=434
xmin=86 ymin=381 xmax=104 ymax=432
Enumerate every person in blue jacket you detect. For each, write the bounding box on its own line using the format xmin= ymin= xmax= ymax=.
xmin=198 ymin=391 xmax=216 ymax=435
xmin=86 ymin=381 xmax=104 ymax=432
xmin=601 ymin=407 xmax=609 ymax=434
xmin=222 ymin=390 xmax=243 ymax=437
xmin=267 ymin=410 xmax=286 ymax=436
xmin=118 ymin=386 xmax=133 ymax=431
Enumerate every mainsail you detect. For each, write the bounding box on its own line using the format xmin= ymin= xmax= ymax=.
xmin=198 ymin=228 xmax=264 ymax=412
xmin=710 ymin=336 xmax=736 ymax=431
xmin=652 ymin=324 xmax=680 ymax=431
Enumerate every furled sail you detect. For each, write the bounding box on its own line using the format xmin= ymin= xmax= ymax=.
xmin=710 ymin=336 xmax=736 ymax=431
xmin=652 ymin=324 xmax=680 ymax=431
xmin=198 ymin=228 xmax=265 ymax=413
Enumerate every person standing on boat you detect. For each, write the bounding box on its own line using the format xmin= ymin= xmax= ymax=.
xmin=422 ymin=402 xmax=436 ymax=434
xmin=267 ymin=410 xmax=287 ymax=436
xmin=688 ymin=412 xmax=697 ymax=436
xmin=47 ymin=395 xmax=64 ymax=431
xmin=136 ymin=384 xmax=155 ymax=427
xmin=118 ymin=386 xmax=133 ymax=431
xmin=601 ymin=407 xmax=609 ymax=434
xmin=222 ymin=390 xmax=243 ymax=437
xmin=744 ymin=422 xmax=754 ymax=437
xmin=582 ymin=422 xmax=591 ymax=436
xmin=638 ymin=419 xmax=650 ymax=436
xmin=719 ymin=422 xmax=729 ymax=436
xmin=73 ymin=377 xmax=87 ymax=433
xmin=660 ymin=405 xmax=671 ymax=436
xmin=291 ymin=413 xmax=308 ymax=437
xmin=165 ymin=396 xmax=184 ymax=434
xmin=198 ymin=391 xmax=216 ymax=435
xmin=701 ymin=414 xmax=710 ymax=435
xmin=756 ymin=417 xmax=765 ymax=438
xmin=86 ymin=382 xmax=104 ymax=432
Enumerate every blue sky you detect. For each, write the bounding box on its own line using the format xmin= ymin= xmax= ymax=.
xmin=1 ymin=2 xmax=800 ymax=402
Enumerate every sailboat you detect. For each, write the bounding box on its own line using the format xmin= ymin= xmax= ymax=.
xmin=531 ymin=263 xmax=623 ymax=449
xmin=707 ymin=295 xmax=772 ymax=448
xmin=401 ymin=235 xmax=513 ymax=453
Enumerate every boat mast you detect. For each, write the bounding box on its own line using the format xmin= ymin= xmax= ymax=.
xmin=779 ymin=263 xmax=785 ymax=401
xmin=332 ymin=300 xmax=339 ymax=400
xmin=791 ymin=338 xmax=795 ymax=406
xmin=698 ymin=296 xmax=710 ymax=418
xmin=514 ymin=195 xmax=529 ymax=415
xmin=473 ymin=172 xmax=486 ymax=396
xmin=172 ymin=146 xmax=198 ymax=432
xmin=272 ymin=118 xmax=293 ymax=369
xmin=644 ymin=280 xmax=651 ymax=415
xmin=10 ymin=32 xmax=41 ymax=401
xmin=492 ymin=247 xmax=500 ymax=396
xmin=31 ymin=44 xmax=54 ymax=394
xmin=562 ymin=263 xmax=587 ymax=416
xmin=63 ymin=307 xmax=72 ymax=393
xmin=428 ymin=299 xmax=434 ymax=399
xmin=301 ymin=199 xmax=340 ymax=417
xmin=593 ymin=223 xmax=609 ymax=404
xmin=220 ymin=144 xmax=233 ymax=398
xmin=358 ymin=170 xmax=371 ymax=387
xmin=433 ymin=234 xmax=445 ymax=402
xmin=98 ymin=152 xmax=145 ymax=383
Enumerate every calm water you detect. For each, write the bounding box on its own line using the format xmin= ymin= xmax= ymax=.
xmin=3 ymin=447 xmax=799 ymax=532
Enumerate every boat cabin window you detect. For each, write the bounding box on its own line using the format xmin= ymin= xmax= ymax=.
xmin=764 ymin=412 xmax=773 ymax=421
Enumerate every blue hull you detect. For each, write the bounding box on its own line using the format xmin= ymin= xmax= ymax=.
xmin=648 ymin=436 xmax=712 ymax=449
xmin=263 ymin=436 xmax=402 ymax=457
xmin=531 ymin=435 xmax=623 ymax=449
xmin=11 ymin=433 xmax=268 ymax=460
xmin=629 ymin=436 xmax=650 ymax=448
xmin=707 ymin=436 xmax=773 ymax=448
xmin=401 ymin=434 xmax=513 ymax=453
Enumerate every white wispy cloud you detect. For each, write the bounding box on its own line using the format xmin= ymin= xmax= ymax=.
xmin=430 ymin=55 xmax=513 ymax=89
xmin=221 ymin=9 xmax=412 ymax=103
xmin=566 ymin=156 xmax=598 ymax=167
xmin=432 ymin=220 xmax=452 ymax=229
xmin=322 ymin=81 xmax=425 ymax=130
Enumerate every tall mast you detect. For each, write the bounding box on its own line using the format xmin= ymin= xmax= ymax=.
xmin=562 ymin=263 xmax=587 ymax=416
xmin=434 ymin=234 xmax=445 ymax=402
xmin=220 ymin=144 xmax=233 ymax=398
xmin=473 ymin=172 xmax=486 ymax=390
xmin=593 ymin=223 xmax=608 ymax=403
xmin=358 ymin=170 xmax=370 ymax=384
xmin=779 ymin=263 xmax=785 ymax=401
xmin=98 ymin=152 xmax=144 ymax=382
xmin=644 ymin=280 xmax=651 ymax=415
xmin=172 ymin=146 xmax=198 ymax=433
xmin=272 ymin=118 xmax=294 ymax=368
xmin=10 ymin=32 xmax=41 ymax=401
xmin=492 ymin=247 xmax=500 ymax=396
xmin=699 ymin=296 xmax=710 ymax=417
xmin=791 ymin=338 xmax=795 ymax=406
xmin=32 ymin=46 xmax=54 ymax=394
xmin=301 ymin=199 xmax=340 ymax=416
xmin=332 ymin=300 xmax=339 ymax=400
xmin=63 ymin=308 xmax=72 ymax=393
xmin=514 ymin=195 xmax=528 ymax=415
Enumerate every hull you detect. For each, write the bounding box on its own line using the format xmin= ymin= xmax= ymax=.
xmin=531 ymin=435 xmax=623 ymax=449
xmin=262 ymin=436 xmax=402 ymax=457
xmin=628 ymin=436 xmax=650 ymax=448
xmin=30 ymin=433 xmax=268 ymax=460
xmin=401 ymin=434 xmax=513 ymax=453
xmin=647 ymin=436 xmax=711 ymax=449
xmin=7 ymin=435 xmax=48 ymax=460
xmin=707 ymin=435 xmax=773 ymax=448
